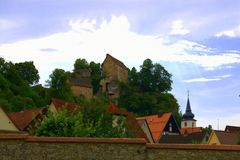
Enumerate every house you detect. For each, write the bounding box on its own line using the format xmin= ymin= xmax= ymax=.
xmin=108 ymin=104 xmax=151 ymax=143
xmin=225 ymin=125 xmax=240 ymax=134
xmin=48 ymin=98 xmax=80 ymax=113
xmin=0 ymin=107 xmax=19 ymax=132
xmin=137 ymin=112 xmax=180 ymax=143
xmin=208 ymin=130 xmax=239 ymax=145
xmin=70 ymin=68 xmax=93 ymax=99
xmin=137 ymin=119 xmax=154 ymax=143
xmin=180 ymin=92 xmax=202 ymax=134
xmin=100 ymin=54 xmax=128 ymax=98
xmin=8 ymin=107 xmax=47 ymax=131
xmin=159 ymin=131 xmax=209 ymax=144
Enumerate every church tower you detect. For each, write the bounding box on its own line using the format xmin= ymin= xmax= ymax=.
xmin=181 ymin=91 xmax=196 ymax=128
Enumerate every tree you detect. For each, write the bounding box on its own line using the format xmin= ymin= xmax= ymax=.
xmin=46 ymin=69 xmax=73 ymax=100
xmin=15 ymin=61 xmax=40 ymax=85
xmin=34 ymin=99 xmax=132 ymax=138
xmin=119 ymin=58 xmax=177 ymax=117
xmin=74 ymin=58 xmax=89 ymax=70
xmin=89 ymin=61 xmax=103 ymax=94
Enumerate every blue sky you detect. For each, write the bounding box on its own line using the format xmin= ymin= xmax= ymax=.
xmin=0 ymin=0 xmax=240 ymax=129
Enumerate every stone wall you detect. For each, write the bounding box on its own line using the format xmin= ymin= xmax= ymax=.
xmin=1 ymin=134 xmax=240 ymax=160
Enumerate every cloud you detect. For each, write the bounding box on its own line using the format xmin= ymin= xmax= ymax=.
xmin=183 ymin=74 xmax=231 ymax=83
xmin=0 ymin=15 xmax=240 ymax=84
xmin=170 ymin=20 xmax=190 ymax=35
xmin=215 ymin=25 xmax=240 ymax=38
xmin=40 ymin=48 xmax=58 ymax=52
xmin=0 ymin=19 xmax=17 ymax=30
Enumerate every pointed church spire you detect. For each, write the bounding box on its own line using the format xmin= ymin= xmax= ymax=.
xmin=183 ymin=90 xmax=195 ymax=120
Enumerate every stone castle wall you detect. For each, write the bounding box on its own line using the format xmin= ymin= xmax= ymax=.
xmin=1 ymin=134 xmax=240 ymax=160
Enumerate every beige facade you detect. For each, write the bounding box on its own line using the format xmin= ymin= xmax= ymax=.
xmin=208 ymin=131 xmax=220 ymax=145
xmin=181 ymin=120 xmax=196 ymax=128
xmin=102 ymin=54 xmax=128 ymax=83
xmin=0 ymin=107 xmax=19 ymax=131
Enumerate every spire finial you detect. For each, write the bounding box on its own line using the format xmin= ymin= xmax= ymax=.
xmin=187 ymin=90 xmax=189 ymax=98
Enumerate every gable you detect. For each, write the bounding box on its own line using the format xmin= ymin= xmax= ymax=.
xmin=0 ymin=107 xmax=19 ymax=131
xmin=102 ymin=54 xmax=128 ymax=71
xmin=208 ymin=131 xmax=221 ymax=145
xmin=137 ymin=113 xmax=177 ymax=143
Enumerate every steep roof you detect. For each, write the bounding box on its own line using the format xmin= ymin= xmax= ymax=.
xmin=50 ymin=99 xmax=80 ymax=111
xmin=159 ymin=131 xmax=208 ymax=144
xmin=182 ymin=97 xmax=195 ymax=120
xmin=103 ymin=54 xmax=128 ymax=70
xmin=180 ymin=127 xmax=202 ymax=135
xmin=225 ymin=125 xmax=240 ymax=134
xmin=8 ymin=107 xmax=47 ymax=131
xmin=213 ymin=130 xmax=238 ymax=145
xmin=137 ymin=119 xmax=154 ymax=143
xmin=108 ymin=104 xmax=149 ymax=142
xmin=137 ymin=113 xmax=172 ymax=143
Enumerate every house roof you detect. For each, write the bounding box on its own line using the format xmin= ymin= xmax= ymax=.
xmin=8 ymin=107 xmax=47 ymax=131
xmin=213 ymin=130 xmax=238 ymax=145
xmin=50 ymin=99 xmax=80 ymax=111
xmin=137 ymin=119 xmax=154 ymax=143
xmin=225 ymin=125 xmax=240 ymax=134
xmin=108 ymin=104 xmax=149 ymax=142
xmin=137 ymin=113 xmax=172 ymax=143
xmin=103 ymin=54 xmax=128 ymax=70
xmin=180 ymin=127 xmax=202 ymax=135
xmin=159 ymin=131 xmax=208 ymax=144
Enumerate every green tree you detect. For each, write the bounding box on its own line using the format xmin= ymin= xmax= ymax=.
xmin=34 ymin=100 xmax=132 ymax=138
xmin=89 ymin=61 xmax=103 ymax=94
xmin=15 ymin=61 xmax=40 ymax=85
xmin=74 ymin=58 xmax=89 ymax=70
xmin=46 ymin=69 xmax=73 ymax=101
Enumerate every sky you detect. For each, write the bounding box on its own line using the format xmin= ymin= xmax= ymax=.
xmin=0 ymin=0 xmax=240 ymax=129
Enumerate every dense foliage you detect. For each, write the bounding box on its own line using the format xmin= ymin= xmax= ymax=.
xmin=34 ymin=97 xmax=133 ymax=138
xmin=0 ymin=57 xmax=46 ymax=112
xmin=118 ymin=59 xmax=181 ymax=125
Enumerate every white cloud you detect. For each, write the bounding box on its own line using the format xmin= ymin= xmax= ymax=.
xmin=170 ymin=20 xmax=190 ymax=35
xmin=215 ymin=25 xmax=240 ymax=37
xmin=183 ymin=74 xmax=231 ymax=83
xmin=0 ymin=15 xmax=240 ymax=84
xmin=183 ymin=77 xmax=220 ymax=83
xmin=0 ymin=19 xmax=17 ymax=30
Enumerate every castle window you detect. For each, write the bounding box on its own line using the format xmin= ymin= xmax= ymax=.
xmin=185 ymin=122 xmax=187 ymax=127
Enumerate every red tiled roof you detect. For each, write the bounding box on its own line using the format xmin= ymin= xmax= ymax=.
xmin=180 ymin=127 xmax=202 ymax=135
xmin=50 ymin=99 xmax=80 ymax=111
xmin=8 ymin=107 xmax=47 ymax=131
xmin=137 ymin=113 xmax=172 ymax=143
xmin=107 ymin=104 xmax=149 ymax=142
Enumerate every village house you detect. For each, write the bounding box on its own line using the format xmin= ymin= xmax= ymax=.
xmin=100 ymin=54 xmax=128 ymax=98
xmin=8 ymin=107 xmax=47 ymax=131
xmin=208 ymin=130 xmax=239 ymax=145
xmin=0 ymin=106 xmax=19 ymax=132
xmin=70 ymin=68 xmax=93 ymax=99
xmin=137 ymin=112 xmax=180 ymax=143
